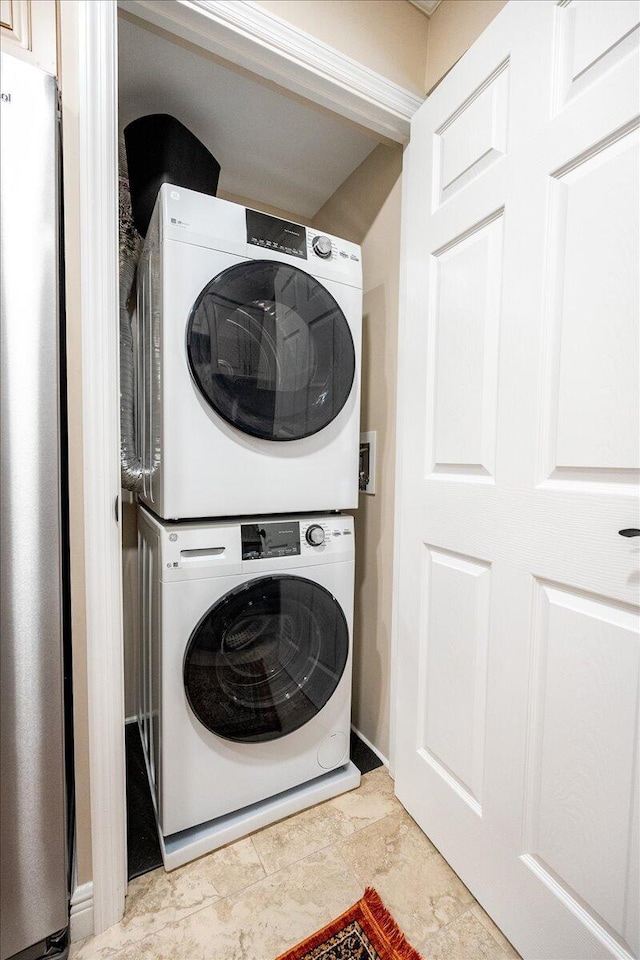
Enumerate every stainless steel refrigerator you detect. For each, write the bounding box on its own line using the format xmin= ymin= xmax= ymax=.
xmin=1 ymin=53 xmax=70 ymax=960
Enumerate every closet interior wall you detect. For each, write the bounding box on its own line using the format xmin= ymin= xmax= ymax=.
xmin=119 ymin=0 xmax=508 ymax=764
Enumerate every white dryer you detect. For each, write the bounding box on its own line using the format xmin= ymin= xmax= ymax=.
xmin=137 ymin=505 xmax=360 ymax=859
xmin=136 ymin=186 xmax=362 ymax=520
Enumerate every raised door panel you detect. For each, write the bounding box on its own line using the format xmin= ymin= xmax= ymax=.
xmin=523 ymin=582 xmax=640 ymax=956
xmin=572 ymin=0 xmax=639 ymax=75
xmin=554 ymin=0 xmax=640 ymax=109
xmin=420 ymin=547 xmax=491 ymax=813
xmin=541 ymin=125 xmax=640 ymax=485
xmin=428 ymin=213 xmax=504 ymax=480
xmin=434 ymin=61 xmax=509 ymax=207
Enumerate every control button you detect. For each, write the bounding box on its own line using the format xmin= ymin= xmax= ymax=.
xmin=312 ymin=235 xmax=332 ymax=259
xmin=305 ymin=524 xmax=326 ymax=546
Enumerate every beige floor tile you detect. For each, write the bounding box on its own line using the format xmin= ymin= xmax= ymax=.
xmin=470 ymin=904 xmax=521 ymax=958
xmin=322 ymin=766 xmax=403 ymax=827
xmin=250 ymin=808 xmax=344 ymax=876
xmin=250 ymin=767 xmax=401 ymax=875
xmin=109 ymin=846 xmax=363 ymax=960
xmin=72 ymin=770 xmax=515 ymax=960
xmin=338 ymin=809 xmax=475 ymax=948
xmin=69 ymin=836 xmax=264 ymax=960
xmin=69 ymin=938 xmax=90 ymax=959
xmin=420 ymin=909 xmax=516 ymax=959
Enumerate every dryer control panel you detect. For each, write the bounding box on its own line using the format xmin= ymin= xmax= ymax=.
xmin=246 ymin=210 xmax=307 ymax=260
xmin=245 ymin=207 xmax=360 ymax=266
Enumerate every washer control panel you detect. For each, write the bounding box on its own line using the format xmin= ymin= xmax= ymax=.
xmin=240 ymin=517 xmax=353 ymax=560
xmin=305 ymin=523 xmax=326 ymax=546
xmin=241 ymin=520 xmax=301 ymax=560
xmin=299 ymin=517 xmax=354 ymax=553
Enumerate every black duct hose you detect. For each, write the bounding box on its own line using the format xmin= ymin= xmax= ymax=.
xmin=119 ymin=116 xmax=220 ymax=490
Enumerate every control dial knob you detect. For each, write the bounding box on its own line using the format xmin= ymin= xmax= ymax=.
xmin=312 ymin=235 xmax=332 ymax=259
xmin=305 ymin=524 xmax=325 ymax=547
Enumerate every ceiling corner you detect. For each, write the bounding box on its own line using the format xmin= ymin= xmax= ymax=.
xmin=408 ymin=0 xmax=442 ymax=17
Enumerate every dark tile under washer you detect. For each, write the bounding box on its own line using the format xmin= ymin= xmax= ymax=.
xmin=126 ymin=722 xmax=162 ymax=880
xmin=125 ymin=724 xmax=384 ymax=881
xmin=350 ymin=730 xmax=384 ymax=775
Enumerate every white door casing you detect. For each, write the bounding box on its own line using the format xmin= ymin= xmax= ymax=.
xmin=394 ymin=2 xmax=640 ymax=959
xmin=72 ymin=0 xmax=426 ymax=935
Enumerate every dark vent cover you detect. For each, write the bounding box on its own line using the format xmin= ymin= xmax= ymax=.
xmin=124 ymin=114 xmax=220 ymax=237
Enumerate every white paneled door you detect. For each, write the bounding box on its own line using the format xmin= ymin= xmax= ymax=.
xmin=394 ymin=2 xmax=640 ymax=958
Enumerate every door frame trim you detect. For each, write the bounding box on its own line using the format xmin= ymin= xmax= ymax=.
xmin=77 ymin=0 xmax=423 ymax=933
xmin=77 ymin=0 xmax=126 ymax=934
xmin=388 ymin=152 xmax=414 ymax=779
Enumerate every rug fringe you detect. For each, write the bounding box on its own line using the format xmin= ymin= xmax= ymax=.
xmin=362 ymin=887 xmax=425 ymax=960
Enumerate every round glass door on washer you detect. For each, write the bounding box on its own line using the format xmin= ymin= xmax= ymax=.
xmin=137 ymin=506 xmax=359 ymax=851
xmin=184 ymin=574 xmax=349 ymax=743
xmin=137 ymin=188 xmax=362 ymax=520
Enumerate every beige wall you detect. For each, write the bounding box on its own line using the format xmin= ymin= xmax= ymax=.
xmin=425 ymin=0 xmax=508 ymax=91
xmin=254 ymin=0 xmax=429 ymax=96
xmin=313 ymin=144 xmax=402 ymax=759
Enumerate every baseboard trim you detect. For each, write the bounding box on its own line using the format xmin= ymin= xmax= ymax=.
xmin=70 ymin=881 xmax=94 ymax=942
xmin=351 ymin=724 xmax=390 ymax=770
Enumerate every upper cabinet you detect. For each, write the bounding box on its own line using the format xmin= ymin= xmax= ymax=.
xmin=1 ymin=0 xmax=57 ymax=75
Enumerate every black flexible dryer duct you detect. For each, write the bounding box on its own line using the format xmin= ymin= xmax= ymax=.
xmin=118 ymin=135 xmax=150 ymax=492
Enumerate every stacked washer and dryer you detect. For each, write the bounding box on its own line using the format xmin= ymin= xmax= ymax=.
xmin=135 ymin=184 xmax=363 ymax=867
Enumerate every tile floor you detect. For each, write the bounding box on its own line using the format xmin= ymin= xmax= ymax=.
xmin=70 ymin=768 xmax=520 ymax=960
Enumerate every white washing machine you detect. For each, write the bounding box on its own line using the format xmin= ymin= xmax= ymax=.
xmin=137 ymin=505 xmax=360 ymax=860
xmin=136 ymin=186 xmax=362 ymax=520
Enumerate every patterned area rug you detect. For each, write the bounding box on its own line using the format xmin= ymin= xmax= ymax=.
xmin=276 ymin=888 xmax=424 ymax=960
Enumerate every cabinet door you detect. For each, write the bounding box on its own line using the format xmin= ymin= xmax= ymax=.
xmin=1 ymin=0 xmax=57 ymax=75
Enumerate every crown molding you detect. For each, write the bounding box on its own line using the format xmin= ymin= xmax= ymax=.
xmin=118 ymin=0 xmax=424 ymax=143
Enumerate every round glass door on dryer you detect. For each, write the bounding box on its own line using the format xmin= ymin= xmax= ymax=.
xmin=186 ymin=260 xmax=356 ymax=441
xmin=183 ymin=574 xmax=349 ymax=743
